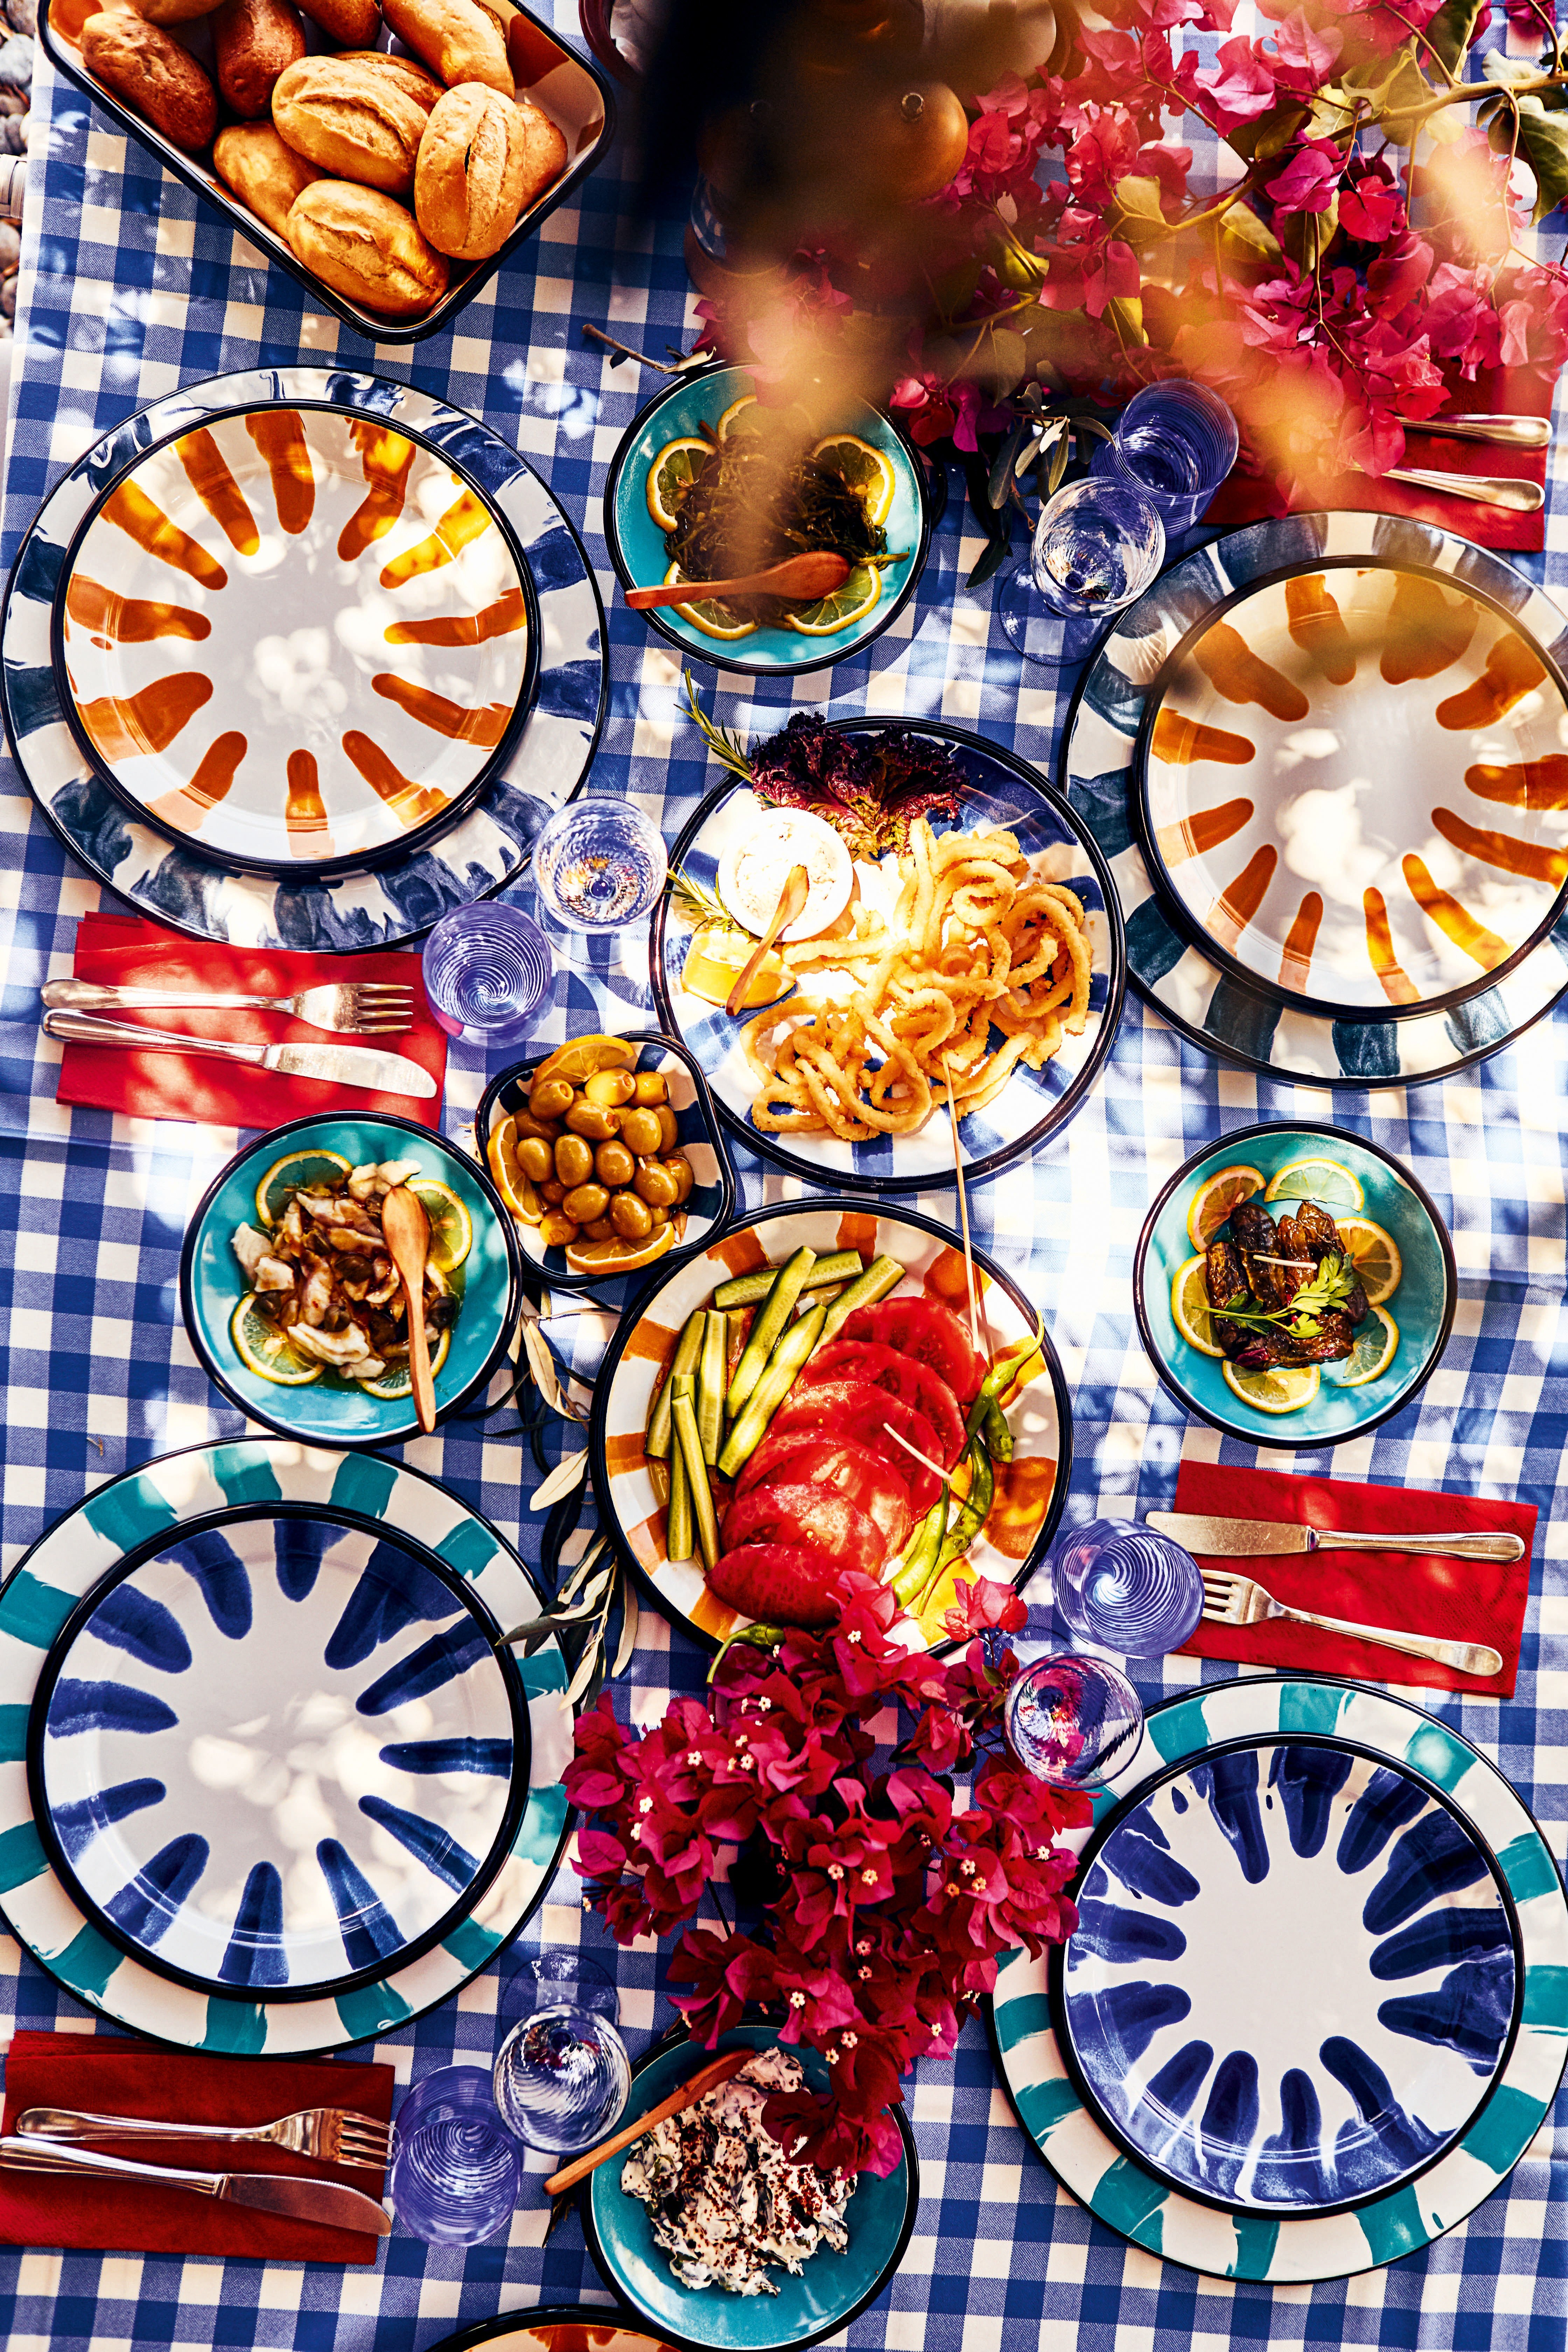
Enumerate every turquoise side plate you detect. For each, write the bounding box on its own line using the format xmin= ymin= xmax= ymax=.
xmin=1134 ymin=1121 xmax=1456 ymax=1447
xmin=584 ymin=2023 xmax=917 ymax=2352
xmin=180 ymin=1111 xmax=522 ymax=1448
xmin=603 ymin=364 xmax=930 ymax=676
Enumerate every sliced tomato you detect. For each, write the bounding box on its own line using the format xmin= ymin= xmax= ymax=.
xmin=722 ymin=1481 xmax=887 ymax=1577
xmin=798 ymin=1340 xmax=964 ymax=1464
xmin=767 ymin=1379 xmax=948 ymax=1501
xmin=735 ymin=1433 xmax=911 ymax=1556
xmin=839 ymin=1295 xmax=986 ymax=1404
xmin=709 ymin=1543 xmax=839 ymax=1630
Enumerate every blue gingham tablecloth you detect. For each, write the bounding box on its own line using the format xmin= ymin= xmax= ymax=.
xmin=1 ymin=4 xmax=1567 ymax=2346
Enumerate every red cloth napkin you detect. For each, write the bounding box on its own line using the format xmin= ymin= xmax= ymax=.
xmin=53 ymin=914 xmax=447 ymax=1129
xmin=0 ymin=2033 xmax=392 ymax=2261
xmin=1203 ymin=364 xmax=1552 ymax=554
xmin=1175 ymin=1460 xmax=1535 ymax=1696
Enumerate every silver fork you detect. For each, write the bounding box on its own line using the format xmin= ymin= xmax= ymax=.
xmin=41 ymin=978 xmax=416 ymax=1037
xmin=15 ymin=2104 xmax=391 ymax=2172
xmin=1199 ymin=1570 xmax=1503 ymax=1679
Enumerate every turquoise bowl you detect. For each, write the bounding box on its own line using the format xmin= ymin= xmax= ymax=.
xmin=1134 ymin=1122 xmax=1456 ymax=1448
xmin=180 ymin=1111 xmax=522 ymax=1448
xmin=602 ymin=363 xmax=930 ymax=676
xmin=584 ymin=2023 xmax=917 ymax=2352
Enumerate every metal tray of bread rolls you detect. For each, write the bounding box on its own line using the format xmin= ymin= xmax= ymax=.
xmin=39 ymin=0 xmax=614 ymax=342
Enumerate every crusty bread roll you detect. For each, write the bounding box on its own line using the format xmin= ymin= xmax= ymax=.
xmin=414 ymin=83 xmax=561 ymax=259
xmin=212 ymin=0 xmax=307 ymax=119
xmin=293 ymin=0 xmax=380 ymax=42
xmin=381 ymin=0 xmax=511 ymax=95
xmin=128 ymin=0 xmax=225 ymax=26
xmin=272 ymin=55 xmax=429 ymax=194
xmin=214 ymin=122 xmax=323 ymax=235
xmin=331 ymin=48 xmax=441 ymax=113
xmin=287 ymin=179 xmax=449 ymax=316
xmin=82 ymin=10 xmax=217 ymax=149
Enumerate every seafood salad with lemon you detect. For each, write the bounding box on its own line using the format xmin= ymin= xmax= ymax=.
xmin=645 ymin=388 xmax=902 ymax=642
xmin=1171 ymin=1154 xmax=1403 ymax=1416
xmin=230 ymin=1150 xmax=469 ymax=1398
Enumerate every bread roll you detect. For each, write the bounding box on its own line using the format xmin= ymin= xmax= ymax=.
xmin=331 ymin=48 xmax=441 ymax=113
xmin=129 ymin=0 xmax=225 ymax=27
xmin=287 ymin=179 xmax=449 ymax=316
xmin=82 ymin=10 xmax=217 ymax=149
xmin=293 ymin=0 xmax=379 ymax=42
xmin=381 ymin=0 xmax=511 ymax=96
xmin=212 ymin=0 xmax=307 ymax=119
xmin=414 ymin=83 xmax=560 ymax=259
xmin=272 ymin=55 xmax=428 ymax=194
xmin=214 ymin=122 xmax=322 ymax=235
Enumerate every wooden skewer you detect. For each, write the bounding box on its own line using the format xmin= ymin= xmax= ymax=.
xmin=882 ymin=1423 xmax=953 ymax=1491
xmin=941 ymin=1054 xmax=981 ymax=1357
xmin=541 ymin=2049 xmax=750 ymax=2198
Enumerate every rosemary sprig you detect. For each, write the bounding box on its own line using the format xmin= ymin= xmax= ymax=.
xmin=682 ymin=669 xmax=754 ymax=784
xmin=667 ymin=864 xmax=746 ymax=938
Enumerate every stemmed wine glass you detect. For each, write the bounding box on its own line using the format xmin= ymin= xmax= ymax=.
xmin=997 ymin=477 xmax=1165 ymax=671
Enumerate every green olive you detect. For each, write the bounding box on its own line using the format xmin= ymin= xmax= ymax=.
xmin=565 ymin=1099 xmax=620 ymax=1141
xmin=649 ymin=1203 xmax=671 ymax=1226
xmin=518 ymin=1136 xmax=554 ymax=1183
xmin=581 ymin=1216 xmax=616 ymax=1242
xmin=632 ymin=1071 xmax=668 ymax=1106
xmin=540 ymin=1179 xmax=566 ymax=1206
xmin=554 ymin=1134 xmax=594 ymax=1189
xmin=529 ymin=1077 xmax=575 ymax=1123
xmin=584 ymin=1069 xmax=636 ymax=1108
xmin=618 ymin=1106 xmax=663 ymax=1157
xmin=665 ymin=1153 xmax=695 ymax=1206
xmin=539 ymin=1211 xmax=575 ymax=1248
xmin=595 ymin=1139 xmax=635 ymax=1189
xmin=656 ymin=1105 xmax=680 ymax=1153
xmin=610 ymin=1190 xmax=653 ymax=1241
xmin=634 ymin=1158 xmax=680 ymax=1209
xmin=512 ymin=1110 xmax=561 ymax=1145
xmin=563 ymin=1181 xmax=610 ymax=1224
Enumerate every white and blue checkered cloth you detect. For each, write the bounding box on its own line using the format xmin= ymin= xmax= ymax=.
xmin=0 ymin=3 xmax=1566 ymax=2343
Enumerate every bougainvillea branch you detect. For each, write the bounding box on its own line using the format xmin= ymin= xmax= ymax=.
xmin=565 ymin=1570 xmax=1088 ymax=2178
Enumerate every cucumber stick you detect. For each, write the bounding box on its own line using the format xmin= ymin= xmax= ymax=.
xmin=725 ymin=1245 xmax=816 ymax=1419
xmin=713 ymin=1251 xmax=863 ymax=1310
xmin=672 ymin=1392 xmax=719 ymax=1574
xmin=666 ymin=1390 xmax=693 ymax=1564
xmin=816 ymin=1254 xmax=904 ymax=1350
xmin=716 ymin=1300 xmax=827 ymax=1478
xmin=646 ymin=1310 xmax=704 ymax=1460
xmin=696 ymin=1311 xmax=727 ymax=1465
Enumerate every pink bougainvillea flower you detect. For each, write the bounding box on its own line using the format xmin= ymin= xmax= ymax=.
xmin=1265 ymin=138 xmax=1343 ymax=216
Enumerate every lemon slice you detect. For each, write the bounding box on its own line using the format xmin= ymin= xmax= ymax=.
xmin=715 ymin=393 xmax=758 ymax=440
xmin=564 ymin=1223 xmax=675 ymax=1277
xmin=812 ymin=433 xmax=897 ymax=527
xmin=785 ymin=562 xmax=881 ymax=636
xmin=645 ymin=436 xmax=711 ymax=531
xmin=1264 ymin=1156 xmax=1364 ymax=1212
xmin=254 ymin=1148 xmax=351 ymax=1229
xmin=230 ymin=1294 xmax=323 ymax=1385
xmin=532 ymin=1034 xmax=638 ymax=1087
xmin=486 ymin=1114 xmax=532 ymax=1222
xmin=356 ymin=1326 xmax=452 ymax=1401
xmin=1334 ymin=1216 xmax=1402 ymax=1306
xmin=1186 ymin=1162 xmax=1266 ymax=1251
xmin=408 ymin=1176 xmax=472 ymax=1274
xmin=1221 ymin=1358 xmax=1320 ymax=1414
xmin=1170 ymin=1254 xmax=1225 ymax=1356
xmin=1333 ymin=1305 xmax=1399 ymax=1387
xmin=681 ymin=924 xmax=795 ymax=1011
xmin=661 ymin=561 xmax=759 ymax=641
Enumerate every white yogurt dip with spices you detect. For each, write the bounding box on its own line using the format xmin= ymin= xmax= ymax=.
xmin=717 ymin=808 xmax=853 ymax=942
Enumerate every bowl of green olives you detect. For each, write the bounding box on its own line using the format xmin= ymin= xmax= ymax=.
xmin=476 ymin=1030 xmax=735 ymax=1297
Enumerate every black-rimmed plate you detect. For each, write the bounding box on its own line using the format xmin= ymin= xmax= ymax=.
xmin=650 ymin=720 xmax=1125 ymax=1193
xmin=30 ymin=1507 xmax=529 ymax=2003
xmin=3 ymin=366 xmax=607 ymax=952
xmin=590 ymin=1198 xmax=1072 ymax=1654
xmin=0 ymin=1440 xmax=575 ymax=2055
xmin=1062 ymin=510 xmax=1568 ymax=1086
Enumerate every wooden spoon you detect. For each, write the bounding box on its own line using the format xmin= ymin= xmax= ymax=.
xmin=626 ymin=549 xmax=851 ymax=612
xmin=726 ymin=863 xmax=810 ymax=1017
xmin=380 ymin=1184 xmax=437 ymax=1436
xmin=541 ymin=2048 xmax=750 ymax=2198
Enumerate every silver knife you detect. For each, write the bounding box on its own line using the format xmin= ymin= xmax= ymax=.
xmin=1147 ymin=1511 xmax=1524 ymax=1564
xmin=42 ymin=1009 xmax=435 ymax=1100
xmin=0 ymin=2136 xmax=391 ymax=2234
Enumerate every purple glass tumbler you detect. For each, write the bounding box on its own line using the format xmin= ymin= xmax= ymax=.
xmin=388 ymin=2065 xmax=523 ymax=2245
xmin=1091 ymin=380 xmax=1239 ymax=533
xmin=421 ymin=902 xmax=553 ymax=1047
xmin=1051 ymin=1518 xmax=1204 ymax=1656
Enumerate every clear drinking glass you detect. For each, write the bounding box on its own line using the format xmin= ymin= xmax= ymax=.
xmin=388 ymin=2065 xmax=524 ymax=2245
xmin=1051 ymin=1518 xmax=1204 ymax=1656
xmin=997 ymin=478 xmax=1165 ymax=670
xmin=1092 ymin=380 xmax=1239 ymax=533
xmin=492 ymin=2000 xmax=631 ymax=2155
xmin=1005 ymin=1654 xmax=1144 ymax=1791
xmin=421 ymin=902 xmax=553 ymax=1046
xmin=531 ymin=796 xmax=669 ymax=936
xmin=500 ymin=1946 xmax=621 ymax=2026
